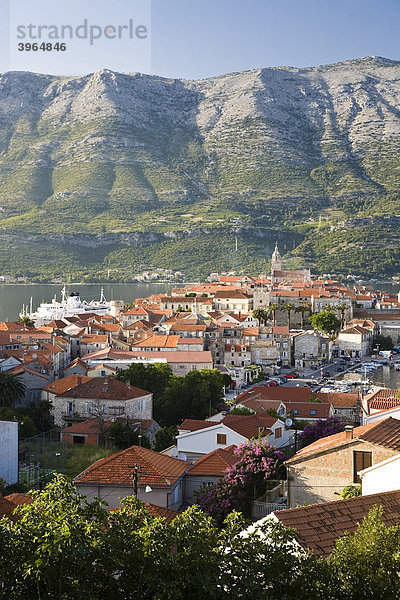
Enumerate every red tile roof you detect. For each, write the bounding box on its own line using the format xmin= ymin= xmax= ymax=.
xmin=109 ymin=502 xmax=179 ymax=524
xmin=315 ymin=392 xmax=360 ymax=408
xmin=75 ymin=445 xmax=188 ymax=487
xmin=187 ymin=446 xmax=237 ymax=476
xmin=222 ymin=414 xmax=277 ymax=438
xmin=57 ymin=377 xmax=150 ymax=401
xmin=61 ymin=418 xmax=154 ymax=436
xmin=237 ymin=385 xmax=311 ymax=404
xmin=43 ymin=374 xmax=91 ymax=394
xmin=179 ymin=419 xmax=216 ymax=432
xmin=274 ymin=489 xmax=400 ymax=557
xmin=5 ymin=493 xmax=32 ymax=506
xmin=0 ymin=495 xmax=19 ymax=520
xmin=287 ymin=418 xmax=400 ymax=462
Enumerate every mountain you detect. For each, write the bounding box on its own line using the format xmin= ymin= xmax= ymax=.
xmin=0 ymin=56 xmax=400 ymax=280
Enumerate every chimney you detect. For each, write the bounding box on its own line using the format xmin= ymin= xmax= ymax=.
xmin=345 ymin=425 xmax=354 ymax=440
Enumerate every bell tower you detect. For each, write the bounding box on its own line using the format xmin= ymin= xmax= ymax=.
xmin=271 ymin=242 xmax=282 ymax=274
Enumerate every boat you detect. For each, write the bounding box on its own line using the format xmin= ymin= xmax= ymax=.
xmin=20 ymin=286 xmax=112 ymax=326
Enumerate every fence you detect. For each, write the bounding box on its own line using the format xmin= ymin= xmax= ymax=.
xmin=19 ymin=429 xmax=67 ymax=489
xmin=251 ymin=480 xmax=288 ymax=519
xmin=252 ymin=501 xmax=288 ymax=520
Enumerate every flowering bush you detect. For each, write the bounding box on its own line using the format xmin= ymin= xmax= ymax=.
xmin=298 ymin=416 xmax=345 ymax=449
xmin=196 ymin=438 xmax=284 ymax=525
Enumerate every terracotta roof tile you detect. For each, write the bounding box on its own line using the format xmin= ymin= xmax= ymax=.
xmin=187 ymin=446 xmax=237 ymax=476
xmin=222 ymin=414 xmax=277 ymax=438
xmin=179 ymin=419 xmax=216 ymax=432
xmin=75 ymin=445 xmax=187 ymax=487
xmin=0 ymin=495 xmax=19 ymax=520
xmin=57 ymin=377 xmax=150 ymax=401
xmin=5 ymin=493 xmax=32 ymax=506
xmin=43 ymin=374 xmax=91 ymax=394
xmin=287 ymin=418 xmax=400 ymax=462
xmin=274 ymin=489 xmax=400 ymax=557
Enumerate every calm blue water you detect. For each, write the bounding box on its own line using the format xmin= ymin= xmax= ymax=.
xmin=0 ymin=283 xmax=179 ymax=321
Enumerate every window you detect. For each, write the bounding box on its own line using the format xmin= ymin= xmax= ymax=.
xmin=293 ymin=409 xmax=298 ymax=415
xmin=353 ymin=451 xmax=372 ymax=483
xmin=86 ymin=402 xmax=93 ymax=414
xmin=310 ymin=409 xmax=316 ymax=415
xmin=217 ymin=433 xmax=227 ymax=445
xmin=275 ymin=427 xmax=282 ymax=439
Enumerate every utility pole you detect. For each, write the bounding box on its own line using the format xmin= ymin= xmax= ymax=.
xmin=129 ymin=463 xmax=142 ymax=498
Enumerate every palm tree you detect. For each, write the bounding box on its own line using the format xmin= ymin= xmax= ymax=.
xmin=252 ymin=309 xmax=270 ymax=326
xmin=295 ymin=305 xmax=308 ymax=329
xmin=283 ymin=302 xmax=295 ymax=330
xmin=18 ymin=316 xmax=35 ymax=328
xmin=267 ymin=303 xmax=279 ymax=327
xmin=0 ymin=371 xmax=26 ymax=408
xmin=336 ymin=302 xmax=348 ymax=330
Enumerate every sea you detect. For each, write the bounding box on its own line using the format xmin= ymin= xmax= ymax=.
xmin=0 ymin=283 xmax=180 ymax=322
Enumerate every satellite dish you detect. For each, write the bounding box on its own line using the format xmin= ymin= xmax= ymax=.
xmin=171 ymin=447 xmax=178 ymax=458
xmin=178 ymin=453 xmax=187 ymax=461
xmin=285 ymin=418 xmax=293 ymax=427
xmin=145 ymin=485 xmax=152 ymax=493
xmin=32 ymin=353 xmax=37 ymax=359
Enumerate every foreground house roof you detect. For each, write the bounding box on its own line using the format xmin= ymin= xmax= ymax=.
xmin=273 ymin=489 xmax=400 ymax=557
xmin=179 ymin=414 xmax=278 ymax=440
xmin=75 ymin=445 xmax=188 ymax=487
xmin=287 ymin=417 xmax=400 ymax=463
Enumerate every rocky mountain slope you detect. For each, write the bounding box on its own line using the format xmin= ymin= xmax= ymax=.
xmin=0 ymin=56 xmax=399 ymax=279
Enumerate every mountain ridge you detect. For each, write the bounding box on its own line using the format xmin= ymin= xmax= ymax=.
xmin=0 ymin=56 xmax=399 ymax=280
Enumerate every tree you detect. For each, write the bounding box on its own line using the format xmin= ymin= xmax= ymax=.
xmin=309 ymin=309 xmax=340 ymax=337
xmin=117 ymin=362 xmax=174 ymax=403
xmin=268 ymin=302 xmax=279 ymax=326
xmin=18 ymin=316 xmax=35 ymax=328
xmin=196 ymin=437 xmax=284 ymax=525
xmin=373 ymin=334 xmax=394 ymax=351
xmin=0 ymin=371 xmax=26 ymax=408
xmin=295 ymin=305 xmax=309 ymax=329
xmin=340 ymin=485 xmax=362 ymax=499
xmin=158 ymin=369 xmax=224 ymax=426
xmin=229 ymin=406 xmax=255 ymax=415
xmin=154 ymin=425 xmax=178 ymax=452
xmin=328 ymin=505 xmax=400 ymax=600
xmin=283 ymin=302 xmax=295 ymax=330
xmin=252 ymin=308 xmax=269 ymax=326
xmin=298 ymin=416 xmax=345 ymax=449
xmin=335 ymin=302 xmax=348 ymax=330
xmin=107 ymin=421 xmax=151 ymax=449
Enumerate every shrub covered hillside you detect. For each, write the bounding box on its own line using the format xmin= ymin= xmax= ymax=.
xmin=1 ymin=57 xmax=400 ymax=279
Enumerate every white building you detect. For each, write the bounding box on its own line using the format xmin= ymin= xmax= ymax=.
xmin=0 ymin=420 xmax=18 ymax=485
xmin=359 ymin=454 xmax=400 ymax=496
xmin=176 ymin=414 xmax=291 ymax=460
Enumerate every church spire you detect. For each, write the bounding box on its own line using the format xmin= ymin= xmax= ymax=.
xmin=271 ymin=242 xmax=282 ymax=273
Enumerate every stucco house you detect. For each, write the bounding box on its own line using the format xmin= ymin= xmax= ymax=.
xmin=286 ymin=418 xmax=400 ymax=508
xmin=185 ymin=445 xmax=237 ymax=504
xmin=176 ymin=414 xmax=291 ymax=460
xmin=74 ymin=445 xmax=188 ymax=510
xmin=358 ymin=453 xmax=400 ymax=496
xmin=338 ymin=325 xmax=372 ymax=358
xmin=0 ymin=419 xmax=18 ymax=485
xmin=51 ymin=376 xmax=153 ymax=427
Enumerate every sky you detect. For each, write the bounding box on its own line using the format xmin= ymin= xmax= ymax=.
xmin=0 ymin=0 xmax=399 ymax=78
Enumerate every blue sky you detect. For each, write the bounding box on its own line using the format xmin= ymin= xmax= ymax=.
xmin=0 ymin=0 xmax=399 ymax=77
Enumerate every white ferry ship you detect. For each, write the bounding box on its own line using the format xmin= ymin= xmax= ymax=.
xmin=20 ymin=287 xmax=112 ymax=326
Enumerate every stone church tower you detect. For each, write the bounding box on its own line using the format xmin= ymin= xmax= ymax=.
xmin=271 ymin=242 xmax=282 ymax=274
